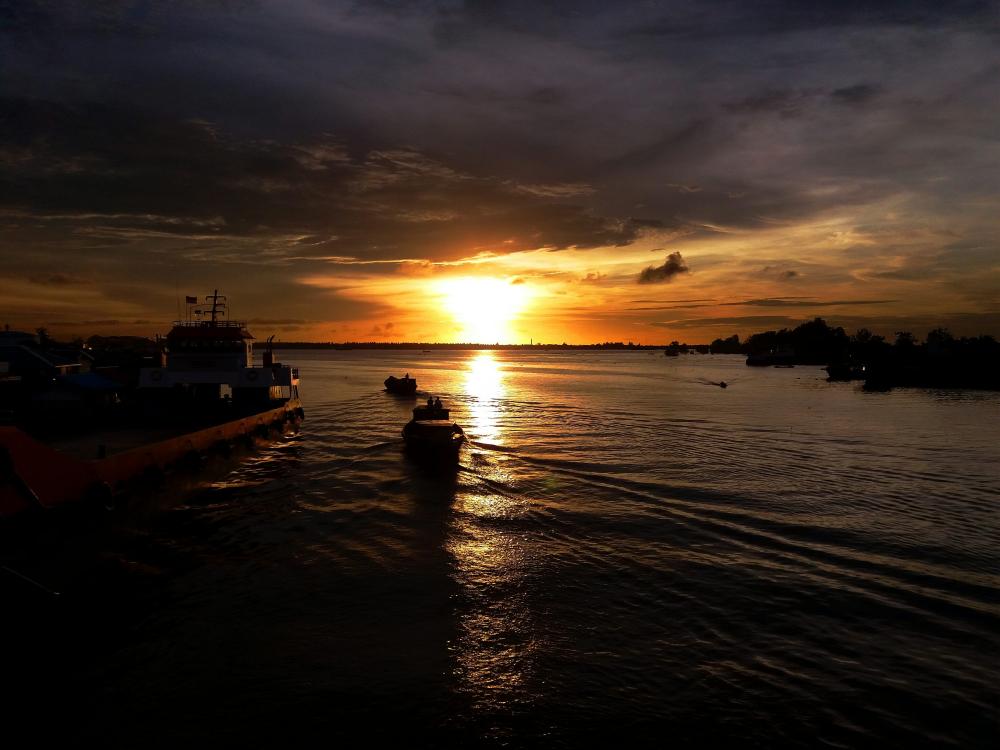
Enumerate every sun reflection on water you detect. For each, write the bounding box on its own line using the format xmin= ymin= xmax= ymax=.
xmin=448 ymin=352 xmax=543 ymax=721
xmin=464 ymin=352 xmax=506 ymax=445
xmin=448 ymin=492 xmax=538 ymax=719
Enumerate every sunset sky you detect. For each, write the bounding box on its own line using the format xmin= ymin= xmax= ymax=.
xmin=2 ymin=1 xmax=998 ymax=344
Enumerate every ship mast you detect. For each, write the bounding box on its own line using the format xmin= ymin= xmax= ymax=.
xmin=207 ymin=289 xmax=227 ymax=324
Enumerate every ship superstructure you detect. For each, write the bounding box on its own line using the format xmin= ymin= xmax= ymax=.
xmin=138 ymin=290 xmax=299 ymax=407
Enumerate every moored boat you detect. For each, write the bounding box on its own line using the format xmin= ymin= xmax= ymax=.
xmin=0 ymin=290 xmax=302 ymax=519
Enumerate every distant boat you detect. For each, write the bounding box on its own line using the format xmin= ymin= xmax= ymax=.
xmin=403 ymin=402 xmax=464 ymax=462
xmin=384 ymin=374 xmax=417 ymax=394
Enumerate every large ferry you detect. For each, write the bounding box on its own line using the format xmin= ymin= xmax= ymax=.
xmin=0 ymin=291 xmax=302 ymax=518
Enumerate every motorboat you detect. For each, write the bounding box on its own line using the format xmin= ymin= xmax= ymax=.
xmin=384 ymin=374 xmax=417 ymax=394
xmin=402 ymin=401 xmax=464 ymax=462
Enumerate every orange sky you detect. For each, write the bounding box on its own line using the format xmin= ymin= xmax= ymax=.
xmin=3 ymin=3 xmax=998 ymax=345
xmin=291 ymin=200 xmax=999 ymax=344
xmin=4 ymin=205 xmax=996 ymax=346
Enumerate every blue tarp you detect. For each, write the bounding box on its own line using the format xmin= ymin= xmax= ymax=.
xmin=61 ymin=372 xmax=120 ymax=391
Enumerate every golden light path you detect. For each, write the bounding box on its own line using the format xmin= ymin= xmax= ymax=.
xmin=463 ymin=351 xmax=506 ymax=445
xmin=450 ymin=350 xmax=536 ymax=711
xmin=437 ymin=277 xmax=532 ymax=344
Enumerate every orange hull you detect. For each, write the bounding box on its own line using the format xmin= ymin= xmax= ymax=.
xmin=0 ymin=401 xmax=303 ymax=518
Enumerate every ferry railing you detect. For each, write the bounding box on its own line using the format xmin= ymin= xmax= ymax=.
xmin=170 ymin=320 xmax=248 ymax=328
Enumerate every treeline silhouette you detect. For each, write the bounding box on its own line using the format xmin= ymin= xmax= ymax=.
xmin=11 ymin=323 xmax=998 ymax=390
xmin=711 ymin=318 xmax=999 ymax=389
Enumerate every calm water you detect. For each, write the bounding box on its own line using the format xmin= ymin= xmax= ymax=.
xmin=6 ymin=350 xmax=1000 ymax=746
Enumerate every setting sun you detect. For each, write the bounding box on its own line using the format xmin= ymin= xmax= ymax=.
xmin=437 ymin=277 xmax=532 ymax=343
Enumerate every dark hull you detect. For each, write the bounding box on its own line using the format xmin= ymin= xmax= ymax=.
xmin=402 ymin=419 xmax=464 ymax=463
xmin=384 ymin=376 xmax=417 ymax=394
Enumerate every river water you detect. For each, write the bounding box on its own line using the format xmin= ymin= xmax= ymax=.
xmin=6 ymin=350 xmax=999 ymax=746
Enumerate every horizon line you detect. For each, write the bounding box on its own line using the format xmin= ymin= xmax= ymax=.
xmin=268 ymin=341 xmax=706 ymax=348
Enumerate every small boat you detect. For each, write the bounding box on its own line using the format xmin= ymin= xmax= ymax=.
xmin=384 ymin=374 xmax=417 ymax=394
xmin=403 ymin=401 xmax=464 ymax=462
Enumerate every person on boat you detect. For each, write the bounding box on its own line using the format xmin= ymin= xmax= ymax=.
xmin=427 ymin=396 xmax=434 ymax=407
xmin=434 ymin=397 xmax=442 ymax=409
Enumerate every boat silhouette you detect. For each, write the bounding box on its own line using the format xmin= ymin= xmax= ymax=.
xmin=384 ymin=374 xmax=417 ymax=394
xmin=402 ymin=400 xmax=464 ymax=463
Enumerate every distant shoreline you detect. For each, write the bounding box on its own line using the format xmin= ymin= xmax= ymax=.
xmin=272 ymin=342 xmax=711 ymax=352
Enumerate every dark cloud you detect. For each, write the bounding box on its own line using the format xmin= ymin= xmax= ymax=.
xmin=830 ymin=84 xmax=882 ymax=105
xmin=726 ymin=82 xmax=883 ymax=121
xmin=630 ymin=298 xmax=715 ymax=304
xmin=632 ymin=297 xmax=894 ymax=310
xmin=4 ymin=3 xmax=995 ymax=239
xmin=638 ymin=252 xmax=689 ymax=284
xmin=652 ymin=315 xmax=800 ymax=329
xmin=760 ymin=266 xmax=800 ymax=281
xmin=618 ymin=1 xmax=997 ymax=39
xmin=1 ymin=0 xmax=998 ymax=335
xmin=738 ymin=297 xmax=894 ymax=307
xmin=369 ymin=321 xmax=398 ymax=337
xmin=0 ymin=97 xmax=648 ymax=264
xmin=725 ymin=90 xmax=810 ymax=117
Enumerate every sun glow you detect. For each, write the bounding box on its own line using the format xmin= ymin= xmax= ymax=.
xmin=464 ymin=351 xmax=505 ymax=444
xmin=437 ymin=277 xmax=532 ymax=343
